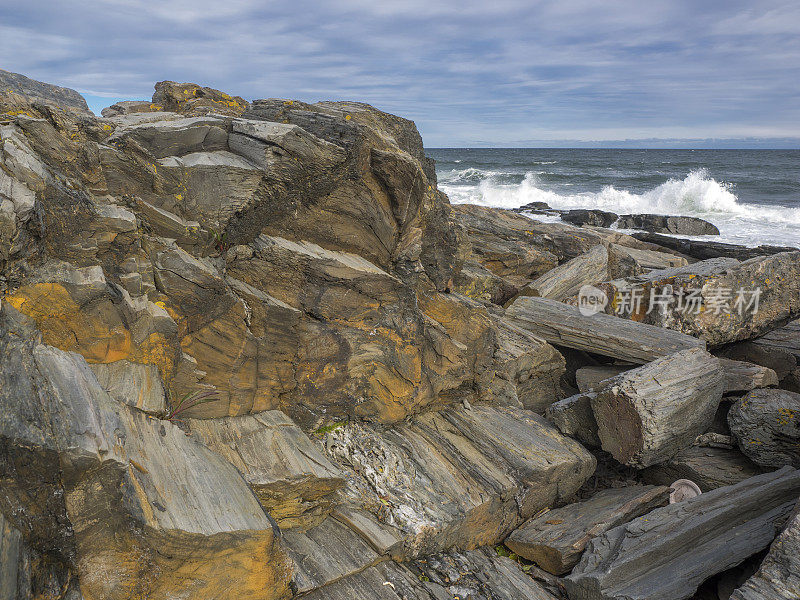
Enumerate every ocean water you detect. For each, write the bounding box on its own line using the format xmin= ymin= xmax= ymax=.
xmin=429 ymin=149 xmax=800 ymax=248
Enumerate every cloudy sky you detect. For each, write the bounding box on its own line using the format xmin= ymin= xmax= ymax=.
xmin=2 ymin=0 xmax=799 ymax=146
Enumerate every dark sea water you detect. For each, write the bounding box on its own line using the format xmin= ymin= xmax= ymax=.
xmin=429 ymin=149 xmax=800 ymax=248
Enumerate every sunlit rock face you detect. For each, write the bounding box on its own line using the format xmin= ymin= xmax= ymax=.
xmin=0 ymin=73 xmax=501 ymax=427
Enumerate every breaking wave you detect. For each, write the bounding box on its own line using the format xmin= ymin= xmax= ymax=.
xmin=439 ymin=168 xmax=800 ymax=247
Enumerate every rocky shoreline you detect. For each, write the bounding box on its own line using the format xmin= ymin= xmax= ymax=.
xmin=1 ymin=68 xmax=799 ymax=600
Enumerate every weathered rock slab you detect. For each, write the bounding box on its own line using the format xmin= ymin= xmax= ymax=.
xmin=564 ymin=466 xmax=800 ymax=600
xmin=731 ymin=501 xmax=800 ymax=600
xmin=519 ymin=245 xmax=608 ymax=302
xmin=505 ymin=485 xmax=670 ymax=575
xmin=412 ymin=548 xmax=560 ymax=600
xmin=507 ymin=296 xmax=705 ymax=364
xmin=324 ymin=404 xmax=595 ymax=557
xmin=282 ymin=517 xmax=381 ymax=594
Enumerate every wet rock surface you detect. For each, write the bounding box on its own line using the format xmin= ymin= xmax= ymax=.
xmin=617 ymin=213 xmax=720 ymax=235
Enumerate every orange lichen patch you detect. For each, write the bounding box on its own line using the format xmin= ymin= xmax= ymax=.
xmin=362 ymin=363 xmax=418 ymax=423
xmin=131 ymin=332 xmax=179 ymax=382
xmin=6 ymin=283 xmax=132 ymax=363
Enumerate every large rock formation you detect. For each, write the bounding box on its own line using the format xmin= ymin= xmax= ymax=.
xmin=0 ymin=304 xmax=292 ymax=600
xmin=0 ymin=70 xmax=499 ymax=428
xmin=5 ymin=69 xmax=800 ymax=600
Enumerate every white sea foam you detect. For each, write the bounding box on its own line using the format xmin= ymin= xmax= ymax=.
xmin=440 ymin=169 xmax=800 ymax=247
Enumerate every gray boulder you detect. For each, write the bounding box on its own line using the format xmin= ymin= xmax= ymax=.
xmin=728 ymin=389 xmax=800 ymax=468
xmin=618 ymin=213 xmax=719 ymax=235
xmin=561 ymin=209 xmax=619 ymax=228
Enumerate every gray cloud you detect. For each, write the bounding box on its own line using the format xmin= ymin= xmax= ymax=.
xmin=1 ymin=0 xmax=798 ymax=145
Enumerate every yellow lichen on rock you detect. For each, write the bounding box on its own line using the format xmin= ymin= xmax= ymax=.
xmin=5 ymin=283 xmax=132 ymax=363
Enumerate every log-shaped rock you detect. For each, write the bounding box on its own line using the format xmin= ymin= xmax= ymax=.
xmin=719 ymin=358 xmax=779 ymax=392
xmin=590 ymin=348 xmax=725 ymax=467
xmin=564 ymin=466 xmax=800 ymax=600
xmin=506 ymin=296 xmax=705 ymax=364
xmin=728 ymin=389 xmax=800 ymax=468
xmin=505 ymin=485 xmax=670 ymax=575
xmin=519 ymin=245 xmax=608 ymax=302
